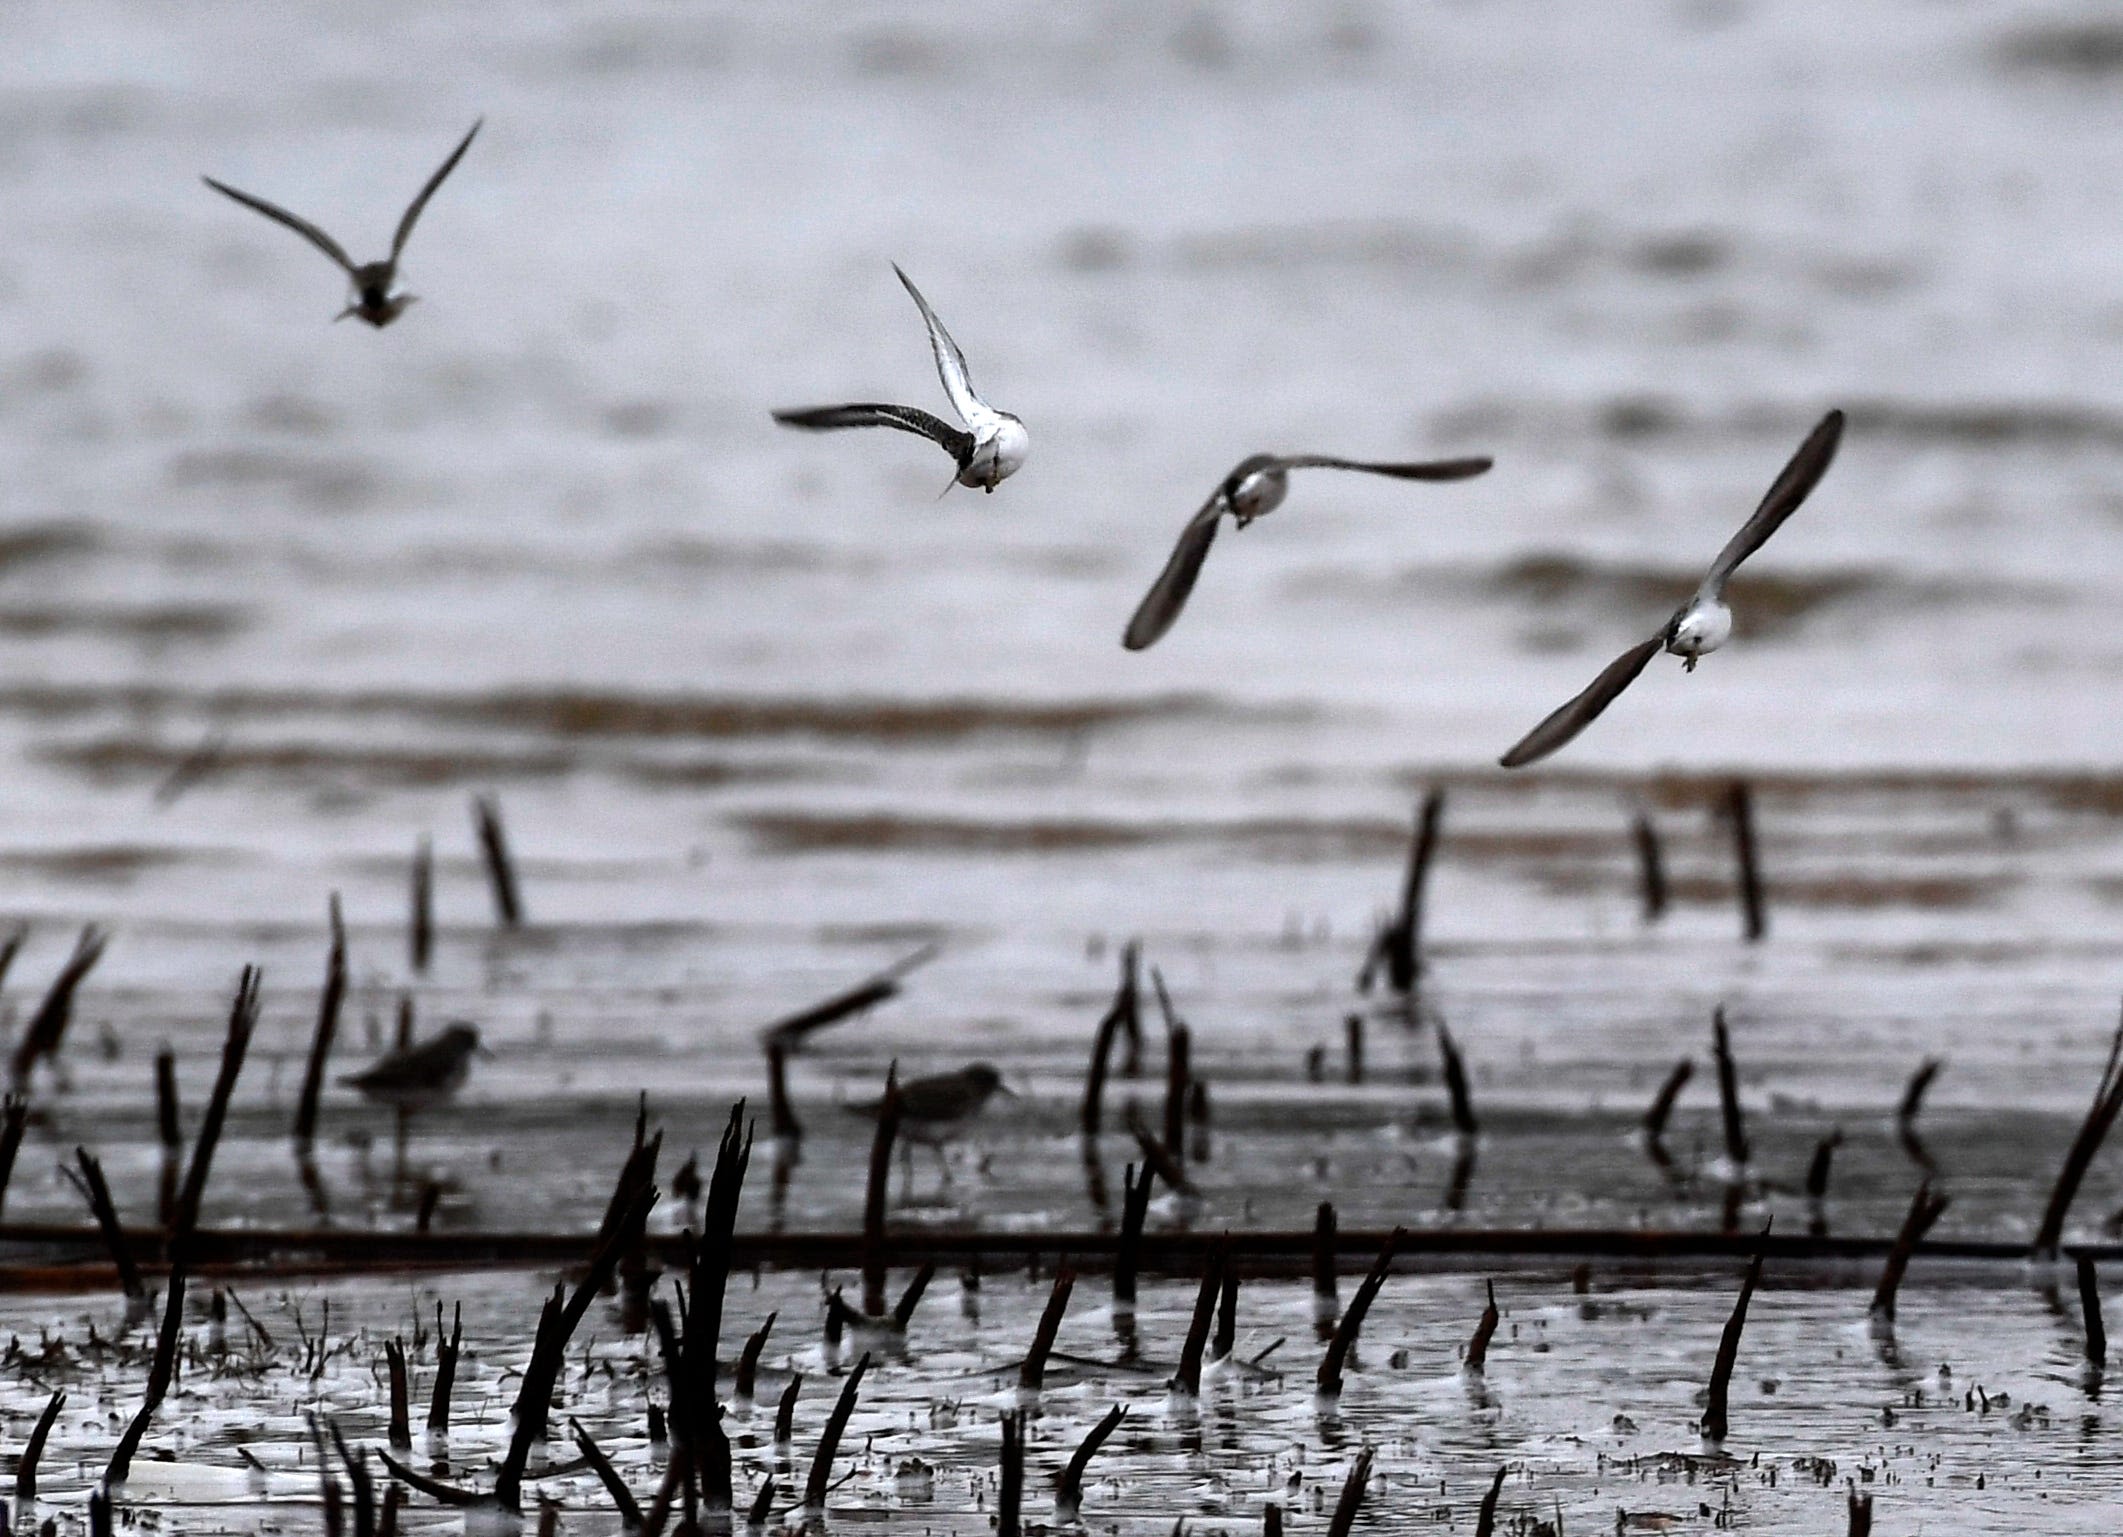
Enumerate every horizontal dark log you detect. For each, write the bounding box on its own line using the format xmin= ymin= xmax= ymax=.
xmin=1 ymin=1220 xmax=2119 ymax=1285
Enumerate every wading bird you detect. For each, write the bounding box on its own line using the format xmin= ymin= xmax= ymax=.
xmin=342 ymin=1022 xmax=486 ymax=1111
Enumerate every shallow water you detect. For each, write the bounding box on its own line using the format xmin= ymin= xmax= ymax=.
xmin=6 ymin=0 xmax=2123 ymax=1530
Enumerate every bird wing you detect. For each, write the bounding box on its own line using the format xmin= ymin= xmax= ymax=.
xmin=1498 ymin=635 xmax=1665 ymax=768
xmin=392 ymin=118 xmax=482 ymax=259
xmin=772 ymin=402 xmax=973 ymax=461
xmin=202 ymin=177 xmax=354 ymax=272
xmin=893 ymin=265 xmax=984 ymax=422
xmin=1122 ymin=494 xmax=1227 ymax=651
xmin=1267 ymin=454 xmax=1494 ymax=482
xmin=1697 ymin=409 xmax=1845 ymax=600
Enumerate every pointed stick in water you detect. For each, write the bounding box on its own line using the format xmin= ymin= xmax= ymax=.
xmin=1700 ymin=1247 xmax=1764 ymax=1442
xmin=18 ymin=1389 xmax=62 ymax=1505
xmin=1264 ymin=1504 xmax=1283 ymax=1537
xmin=802 ymin=1353 xmax=869 ymax=1513
xmin=384 ymin=1338 xmax=412 ymax=1448
xmin=1082 ymin=942 xmax=1140 ymax=1134
xmin=428 ymin=1302 xmax=461 ymax=1433
xmin=746 ymin=1476 xmax=775 ymax=1529
xmin=1644 ymin=1058 xmax=1693 ymax=1152
xmin=2035 ymin=1006 xmax=2123 ymax=1255
xmin=759 ymin=945 xmax=938 ymax=1053
xmin=1163 ymin=1016 xmax=1190 ymax=1172
xmin=1897 ymin=1057 xmax=1942 ymax=1171
xmin=1712 ymin=1007 xmax=1748 ymax=1170
xmin=891 ymin=1263 xmax=934 ymax=1331
xmin=1212 ymin=1269 xmax=1238 ymax=1362
xmin=65 ymin=1147 xmax=145 ymax=1305
xmin=410 ymin=837 xmax=433 ymax=974
xmin=0 ymin=1093 xmax=27 ymax=1219
xmin=1053 ymin=1404 xmax=1125 ymax=1519
xmin=1846 ymin=1485 xmax=1873 ymax=1537
xmin=2079 ymin=1255 xmax=2107 ymax=1368
xmin=1173 ymin=1240 xmax=1227 ymax=1395
xmin=294 ymin=895 xmax=347 ymax=1148
xmin=155 ymin=1047 xmax=182 ymax=1151
xmin=1473 ymin=1466 xmax=1508 ymax=1537
xmin=1326 ymin=1447 xmax=1373 ymax=1537
xmin=1344 ymin=1014 xmax=1364 ymax=1084
xmin=9 ymin=925 xmax=109 ymax=1089
xmin=1807 ymin=1129 xmax=1841 ymax=1201
xmin=1125 ymin=1106 xmax=1195 ymax=1196
xmin=997 ymin=1410 xmax=1025 ymax=1537
xmin=105 ymin=1264 xmax=187 ymax=1485
xmin=1113 ymin=1162 xmax=1152 ymax=1315
xmin=736 ymin=1313 xmax=777 ymax=1398
xmin=471 ymin=793 xmax=523 ymax=927
xmin=1319 ymin=1228 xmax=1402 ymax=1397
xmin=774 ymin=1373 xmax=802 ymax=1444
xmin=570 ymin=1419 xmax=643 ymax=1531
xmin=171 ymin=966 xmax=262 ymax=1263
xmin=1633 ymin=810 xmax=1667 ymax=922
xmin=0 ymin=924 xmax=23 ymax=993
xmin=862 ymin=1064 xmax=900 ymax=1318
xmin=1870 ymin=1182 xmax=1948 ymax=1322
xmin=1438 ymin=1024 xmax=1478 ymax=1137
xmin=1313 ymin=1201 xmax=1339 ymax=1328
xmin=1020 ymin=1264 xmax=1075 ymax=1392
xmin=1465 ymin=1279 xmax=1500 ymax=1371
xmin=767 ymin=1041 xmax=801 ymax=1139
xmin=1384 ymin=788 xmax=1445 ymax=992
xmin=1726 ymin=780 xmax=1766 ymax=942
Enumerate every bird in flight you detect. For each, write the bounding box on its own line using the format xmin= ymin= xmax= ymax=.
xmin=1498 ymin=409 xmax=1845 ymax=769
xmin=203 ymin=118 xmax=482 ymax=327
xmin=775 ymin=265 xmax=1028 ymax=493
xmin=341 ymin=1022 xmax=486 ymax=1110
xmin=1122 ymin=452 xmax=1493 ymax=650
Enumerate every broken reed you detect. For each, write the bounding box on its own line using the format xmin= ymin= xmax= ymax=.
xmin=1632 ymin=809 xmax=1667 ymax=922
xmin=410 ymin=836 xmax=433 ymax=974
xmin=1465 ymin=1279 xmax=1499 ymax=1371
xmin=1020 ymin=1264 xmax=1075 ymax=1393
xmin=1701 ymin=1247 xmax=1764 ymax=1441
xmin=1384 ymin=789 xmax=1445 ymax=993
xmin=471 ymin=793 xmax=523 ymax=928
xmin=171 ymin=967 xmax=263 ymax=1262
xmin=1712 ymin=1007 xmax=1748 ymax=1170
xmin=1438 ymin=1024 xmax=1478 ymax=1137
xmin=1319 ymin=1228 xmax=1402 ymax=1397
xmin=1327 ymin=1448 xmax=1373 ymax=1537
xmin=2035 ymin=1006 xmax=2123 ymax=1255
xmin=1081 ymin=940 xmax=1140 ymax=1136
xmin=803 ymin=1354 xmax=870 ymax=1512
xmin=294 ymin=894 xmax=347 ymax=1148
xmin=1726 ymin=780 xmax=1766 ymax=942
xmin=1870 ymin=1183 xmax=1948 ymax=1322
xmin=1172 ymin=1240 xmax=1227 ymax=1395
xmin=862 ymin=1066 xmax=901 ymax=1318
xmin=9 ymin=924 xmax=109 ymax=1089
xmin=1113 ymin=1161 xmax=1153 ymax=1316
xmin=1054 ymin=1404 xmax=1125 ymax=1518
xmin=106 ymin=1264 xmax=187 ymax=1486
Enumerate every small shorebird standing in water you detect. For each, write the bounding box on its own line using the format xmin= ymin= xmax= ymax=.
xmin=202 ymin=118 xmax=482 ymax=327
xmin=1122 ymin=452 xmax=1494 ymax=650
xmin=1498 ymin=409 xmax=1845 ymax=768
xmin=342 ymin=1022 xmax=486 ymax=1111
xmin=774 ymin=266 xmax=1028 ymax=493
xmin=848 ymin=1062 xmax=1015 ymax=1179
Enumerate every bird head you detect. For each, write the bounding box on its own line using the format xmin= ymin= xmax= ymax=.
xmin=963 ymin=1062 xmax=1015 ymax=1101
xmin=962 ymin=415 xmax=1029 ymax=492
xmin=441 ymin=1022 xmax=489 ymax=1060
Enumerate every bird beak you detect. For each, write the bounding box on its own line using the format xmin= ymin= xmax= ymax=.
xmin=333 ymin=306 xmax=358 ymax=323
xmin=996 ymin=1082 xmax=1020 ymax=1099
xmin=475 ymin=1044 xmax=495 ymax=1060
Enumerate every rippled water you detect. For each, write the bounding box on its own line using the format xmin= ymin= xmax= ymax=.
xmin=7 ymin=0 xmax=2123 ymax=1530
